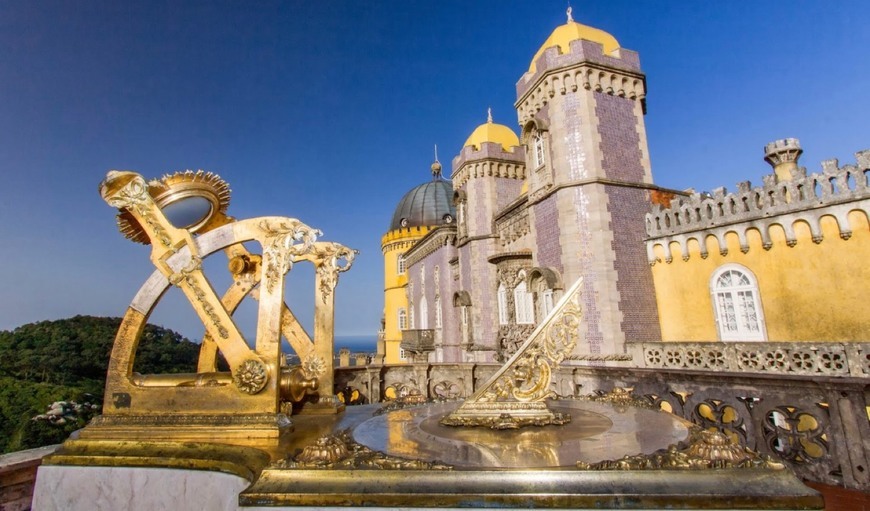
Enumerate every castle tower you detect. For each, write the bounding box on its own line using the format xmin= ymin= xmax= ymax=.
xmin=764 ymin=138 xmax=803 ymax=182
xmin=515 ymin=9 xmax=662 ymax=353
xmin=382 ymin=161 xmax=455 ymax=364
xmin=452 ymin=111 xmax=525 ymax=361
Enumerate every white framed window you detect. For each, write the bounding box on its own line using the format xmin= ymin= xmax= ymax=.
xmin=711 ymin=265 xmax=766 ymax=341
xmin=397 ymin=254 xmax=406 ymax=275
xmin=435 ymin=296 xmax=442 ymax=329
xmin=533 ymin=134 xmax=546 ymax=168
xmin=409 ymin=306 xmax=415 ymax=329
xmin=514 ymin=279 xmax=535 ymax=325
xmin=461 ymin=305 xmax=469 ymax=325
xmin=399 ymin=348 xmax=406 ymax=360
xmin=542 ymin=289 xmax=554 ymax=317
xmin=419 ymin=297 xmax=429 ymax=329
xmin=398 ymin=308 xmax=407 ymax=330
xmin=497 ymin=283 xmax=509 ymax=325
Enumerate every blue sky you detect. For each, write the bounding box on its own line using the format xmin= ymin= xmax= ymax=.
xmin=0 ymin=1 xmax=867 ymax=341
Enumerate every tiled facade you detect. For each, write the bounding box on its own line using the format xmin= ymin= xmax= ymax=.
xmin=389 ymin=16 xmax=668 ymax=364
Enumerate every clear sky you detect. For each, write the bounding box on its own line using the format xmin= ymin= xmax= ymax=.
xmin=0 ymin=1 xmax=867 ymax=342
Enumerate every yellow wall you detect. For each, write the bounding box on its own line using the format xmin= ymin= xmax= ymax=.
xmin=651 ymin=211 xmax=870 ymax=341
xmin=382 ymin=226 xmax=432 ymax=364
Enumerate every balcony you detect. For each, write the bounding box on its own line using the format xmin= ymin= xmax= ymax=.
xmin=400 ymin=329 xmax=435 ymax=353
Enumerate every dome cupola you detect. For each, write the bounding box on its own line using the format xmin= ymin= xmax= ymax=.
xmin=389 ymin=156 xmax=456 ymax=231
xmin=528 ymin=8 xmax=621 ymax=73
xmin=463 ymin=108 xmax=520 ymax=152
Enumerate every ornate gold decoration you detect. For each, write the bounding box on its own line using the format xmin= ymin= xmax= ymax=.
xmin=234 ymin=359 xmax=269 ymax=394
xmin=273 ymin=431 xmax=452 ymax=470
xmin=311 ymin=242 xmax=358 ymax=303
xmin=442 ymin=276 xmax=584 ymax=428
xmin=583 ymin=387 xmax=655 ymax=410
xmin=87 ymin=169 xmax=356 ymax=441
xmin=302 ymin=354 xmax=327 ymax=379
xmin=576 ymin=428 xmax=786 ymax=471
xmin=114 ymin=170 xmax=230 ymax=245
xmin=260 ymin=219 xmax=321 ymax=293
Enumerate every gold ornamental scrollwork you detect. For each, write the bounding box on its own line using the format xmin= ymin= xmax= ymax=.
xmin=103 ymin=174 xmax=173 ymax=248
xmin=260 ymin=219 xmax=321 ymax=293
xmin=302 ymin=354 xmax=327 ymax=380
xmin=312 ymin=242 xmax=358 ymax=303
xmin=442 ymin=276 xmax=585 ymax=428
xmin=576 ymin=428 xmax=786 ymax=471
xmin=233 ymin=359 xmax=269 ymax=395
xmin=272 ymin=431 xmax=453 ymax=471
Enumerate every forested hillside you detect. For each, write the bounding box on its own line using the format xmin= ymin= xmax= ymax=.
xmin=0 ymin=316 xmax=200 ymax=453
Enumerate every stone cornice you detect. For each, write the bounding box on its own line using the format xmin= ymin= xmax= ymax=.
xmin=451 ymin=142 xmax=526 ymax=189
xmin=404 ymin=225 xmax=457 ymax=267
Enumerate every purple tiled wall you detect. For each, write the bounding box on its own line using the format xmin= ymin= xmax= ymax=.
xmin=533 ymin=194 xmax=562 ymax=274
xmin=595 ymin=92 xmax=661 ymax=342
xmin=595 ymin=93 xmax=645 ymax=183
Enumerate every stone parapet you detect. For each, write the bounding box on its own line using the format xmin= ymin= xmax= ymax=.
xmin=451 ymin=142 xmax=525 ymax=189
xmin=628 ymin=341 xmax=869 ymax=378
xmin=515 ymin=40 xmax=645 ymax=126
xmin=645 ymin=149 xmax=870 ymax=263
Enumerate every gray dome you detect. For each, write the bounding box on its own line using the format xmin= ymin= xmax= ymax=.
xmin=389 ymin=179 xmax=455 ymax=231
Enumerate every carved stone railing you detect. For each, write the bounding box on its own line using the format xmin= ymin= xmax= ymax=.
xmin=336 ymin=355 xmax=870 ymax=491
xmin=645 ymin=149 xmax=870 ymax=242
xmin=401 ymin=329 xmax=435 ymax=353
xmin=628 ymin=341 xmax=869 ymax=378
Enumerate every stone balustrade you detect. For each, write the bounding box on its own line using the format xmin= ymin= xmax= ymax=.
xmin=628 ymin=341 xmax=869 ymax=377
xmin=645 ymin=149 xmax=870 ymax=242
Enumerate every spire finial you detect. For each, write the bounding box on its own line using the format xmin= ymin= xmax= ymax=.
xmin=487 ymin=107 xmax=493 ymax=123
xmin=431 ymin=144 xmax=443 ymax=179
xmin=567 ymin=6 xmax=574 ymax=23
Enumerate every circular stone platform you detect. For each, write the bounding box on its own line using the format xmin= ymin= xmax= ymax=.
xmin=352 ymin=400 xmax=692 ymax=468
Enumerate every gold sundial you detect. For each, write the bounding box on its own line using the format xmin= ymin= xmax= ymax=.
xmin=82 ymin=169 xmax=357 ymax=442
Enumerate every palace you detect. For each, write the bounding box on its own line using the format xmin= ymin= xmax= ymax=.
xmin=379 ymin=11 xmax=870 ymax=365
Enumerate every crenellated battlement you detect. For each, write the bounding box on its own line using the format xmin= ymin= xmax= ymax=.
xmin=515 ymin=39 xmax=645 ymax=126
xmin=645 ymin=148 xmax=870 ymax=263
xmin=451 ymin=141 xmax=526 ymax=189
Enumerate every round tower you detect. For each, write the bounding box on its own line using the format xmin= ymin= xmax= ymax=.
xmin=381 ymin=161 xmax=455 ymax=364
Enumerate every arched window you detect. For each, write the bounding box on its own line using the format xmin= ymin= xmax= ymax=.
xmin=435 ymin=296 xmax=442 ymax=329
xmin=398 ymin=308 xmax=407 ymax=330
xmin=419 ymin=297 xmax=429 ymax=329
xmin=514 ymin=278 xmax=535 ymax=325
xmin=711 ymin=265 xmax=766 ymax=341
xmin=397 ymin=254 xmax=406 ymax=275
xmin=533 ymin=134 xmax=546 ymax=168
xmin=497 ymin=283 xmax=509 ymax=325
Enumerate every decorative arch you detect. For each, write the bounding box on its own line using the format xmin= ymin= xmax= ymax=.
xmin=710 ymin=264 xmax=766 ymax=342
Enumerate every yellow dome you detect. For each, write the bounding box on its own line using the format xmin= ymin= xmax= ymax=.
xmin=463 ymin=117 xmax=520 ymax=152
xmin=528 ymin=21 xmax=620 ymax=73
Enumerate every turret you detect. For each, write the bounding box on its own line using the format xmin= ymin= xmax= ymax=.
xmin=764 ymin=138 xmax=803 ymax=182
